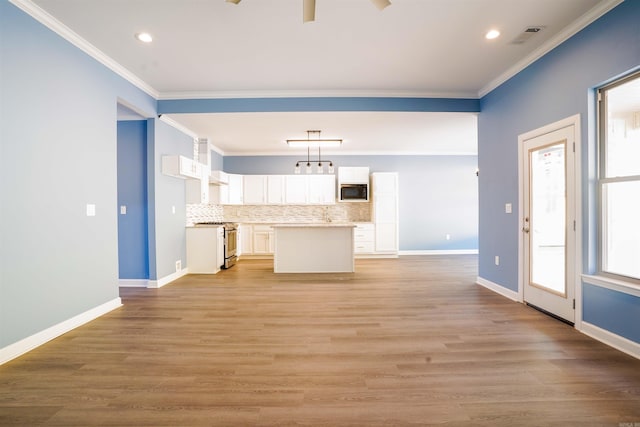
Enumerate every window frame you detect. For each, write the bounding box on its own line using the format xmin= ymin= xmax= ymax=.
xmin=597 ymin=70 xmax=640 ymax=286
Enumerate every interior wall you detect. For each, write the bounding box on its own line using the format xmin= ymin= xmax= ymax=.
xmin=0 ymin=1 xmax=154 ymax=350
xmin=478 ymin=0 xmax=640 ymax=341
xmin=117 ymin=120 xmax=149 ymax=280
xmin=149 ymin=120 xmax=194 ymax=280
xmin=224 ymin=154 xmax=478 ymax=251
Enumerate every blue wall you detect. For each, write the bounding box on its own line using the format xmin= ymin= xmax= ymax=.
xmin=0 ymin=1 xmax=195 ymax=353
xmin=225 ymin=155 xmax=478 ymax=251
xmin=478 ymin=0 xmax=640 ymax=340
xmin=117 ymin=120 xmax=149 ymax=280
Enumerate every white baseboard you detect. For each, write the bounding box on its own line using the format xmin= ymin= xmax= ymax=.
xmin=580 ymin=321 xmax=640 ymax=360
xmin=0 ymin=297 xmax=122 ymax=366
xmin=118 ymin=279 xmax=149 ymax=288
xmin=399 ymin=249 xmax=479 ymax=256
xmin=476 ymin=276 xmax=520 ymax=302
xmin=147 ymin=268 xmax=188 ymax=288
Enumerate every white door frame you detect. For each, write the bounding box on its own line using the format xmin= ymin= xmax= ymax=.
xmin=517 ymin=114 xmax=582 ymax=329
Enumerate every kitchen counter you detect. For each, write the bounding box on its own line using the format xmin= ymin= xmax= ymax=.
xmin=272 ymin=223 xmax=355 ymax=273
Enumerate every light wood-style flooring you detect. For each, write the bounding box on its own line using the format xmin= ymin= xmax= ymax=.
xmin=1 ymin=256 xmax=639 ymax=426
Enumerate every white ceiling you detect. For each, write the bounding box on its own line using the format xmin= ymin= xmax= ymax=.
xmin=28 ymin=0 xmax=618 ymax=155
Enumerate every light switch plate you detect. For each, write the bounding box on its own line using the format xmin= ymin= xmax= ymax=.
xmin=120 ymin=205 xmax=127 ymax=215
xmin=86 ymin=204 xmax=96 ymax=217
xmin=505 ymin=203 xmax=512 ymax=214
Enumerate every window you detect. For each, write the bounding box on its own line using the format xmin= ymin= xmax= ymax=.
xmin=598 ymin=71 xmax=640 ymax=283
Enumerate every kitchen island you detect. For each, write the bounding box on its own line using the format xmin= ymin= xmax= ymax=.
xmin=272 ymin=224 xmax=356 ymax=273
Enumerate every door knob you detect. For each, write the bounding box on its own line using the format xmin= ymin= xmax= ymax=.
xmin=522 ymin=227 xmax=530 ymax=233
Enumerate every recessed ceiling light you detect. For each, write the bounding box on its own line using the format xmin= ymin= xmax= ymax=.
xmin=135 ymin=32 xmax=153 ymax=43
xmin=485 ymin=29 xmax=500 ymax=40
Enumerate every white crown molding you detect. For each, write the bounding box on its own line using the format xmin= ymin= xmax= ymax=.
xmin=158 ymin=89 xmax=480 ymax=100
xmin=9 ymin=0 xmax=160 ymax=99
xmin=478 ymin=0 xmax=624 ymax=98
xmin=158 ymin=115 xmax=199 ymax=140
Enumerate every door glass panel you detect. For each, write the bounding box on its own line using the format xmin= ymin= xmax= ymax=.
xmin=530 ymin=142 xmax=566 ymax=295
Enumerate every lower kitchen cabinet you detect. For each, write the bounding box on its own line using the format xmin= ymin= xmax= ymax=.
xmin=252 ymin=225 xmax=274 ymax=254
xmin=186 ymin=226 xmax=224 ymax=274
xmin=239 ymin=224 xmax=274 ymax=257
xmin=353 ymin=222 xmax=375 ymax=255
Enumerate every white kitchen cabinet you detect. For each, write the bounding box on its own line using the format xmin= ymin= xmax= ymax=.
xmin=285 ymin=175 xmax=335 ymax=205
xmin=284 ymin=175 xmax=308 ymax=204
xmin=243 ymin=175 xmax=267 ymax=205
xmin=238 ymin=224 xmax=253 ymax=256
xmin=252 ymin=225 xmax=274 ymax=254
xmin=220 ymin=173 xmax=243 ymax=205
xmin=372 ymin=172 xmax=399 ymax=254
xmin=267 ymin=175 xmax=285 ymax=204
xmin=162 ymin=155 xmax=201 ymax=180
xmin=186 ymin=226 xmax=223 ymax=274
xmin=353 ymin=222 xmax=375 ymax=254
xmin=308 ymin=175 xmax=336 ymax=204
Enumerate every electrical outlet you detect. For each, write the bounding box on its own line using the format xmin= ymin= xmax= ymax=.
xmin=86 ymin=204 xmax=96 ymax=217
xmin=175 ymin=260 xmax=181 ymax=272
xmin=445 ymin=234 xmax=451 ymax=240
xmin=120 ymin=205 xmax=127 ymax=215
xmin=495 ymin=256 xmax=500 ymax=266
xmin=172 ymin=205 xmax=176 ymax=214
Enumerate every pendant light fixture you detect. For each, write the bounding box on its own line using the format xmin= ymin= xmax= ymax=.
xmin=288 ymin=130 xmax=340 ymax=174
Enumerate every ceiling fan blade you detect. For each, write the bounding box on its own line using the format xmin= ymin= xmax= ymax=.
xmin=370 ymin=0 xmax=391 ymax=11
xmin=226 ymin=0 xmax=241 ymax=4
xmin=303 ymin=0 xmax=316 ymax=23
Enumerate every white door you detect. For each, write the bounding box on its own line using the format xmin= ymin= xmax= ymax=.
xmin=522 ymin=124 xmax=576 ymax=323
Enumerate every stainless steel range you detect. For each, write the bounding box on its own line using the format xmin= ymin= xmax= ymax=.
xmin=195 ymin=222 xmax=238 ymax=269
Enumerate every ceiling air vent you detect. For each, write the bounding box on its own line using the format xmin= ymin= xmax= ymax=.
xmin=511 ymin=26 xmax=545 ymax=45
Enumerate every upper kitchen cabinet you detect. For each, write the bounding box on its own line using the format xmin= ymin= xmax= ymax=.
xmin=216 ymin=173 xmax=243 ymax=205
xmin=308 ymin=175 xmax=336 ymax=204
xmin=243 ymin=175 xmax=268 ymax=205
xmin=162 ymin=155 xmax=202 ymax=180
xmin=267 ymin=175 xmax=285 ymax=204
xmin=285 ymin=175 xmax=335 ymax=205
xmin=284 ymin=175 xmax=308 ymax=204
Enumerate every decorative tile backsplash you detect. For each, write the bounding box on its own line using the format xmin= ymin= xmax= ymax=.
xmin=186 ymin=203 xmax=371 ymax=225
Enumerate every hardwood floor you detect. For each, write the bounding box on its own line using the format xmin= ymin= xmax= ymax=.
xmin=1 ymin=255 xmax=639 ymax=426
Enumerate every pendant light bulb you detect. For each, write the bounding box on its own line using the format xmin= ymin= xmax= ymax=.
xmin=317 ymin=162 xmax=324 ymax=174
xmin=328 ymin=162 xmax=335 ymax=174
xmin=306 ymin=162 xmax=312 ymax=174
xmin=295 ymin=162 xmax=301 ymax=174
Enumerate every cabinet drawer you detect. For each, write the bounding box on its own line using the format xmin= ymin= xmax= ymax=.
xmin=354 ymin=241 xmax=375 ymax=253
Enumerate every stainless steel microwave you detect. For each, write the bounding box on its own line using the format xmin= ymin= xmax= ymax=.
xmin=339 ymin=184 xmax=369 ymax=202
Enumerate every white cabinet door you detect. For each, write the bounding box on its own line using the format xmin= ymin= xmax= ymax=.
xmin=267 ymin=175 xmax=285 ymax=204
xmin=375 ymin=223 xmax=397 ymax=252
xmin=252 ymin=225 xmax=274 ymax=254
xmin=285 ymin=175 xmax=308 ymax=204
xmin=308 ymin=175 xmax=335 ymax=204
xmin=227 ymin=174 xmax=244 ymax=205
xmin=243 ymin=175 xmax=267 ymax=205
xmin=238 ymin=224 xmax=253 ymax=255
xmin=372 ymin=173 xmax=399 ymax=253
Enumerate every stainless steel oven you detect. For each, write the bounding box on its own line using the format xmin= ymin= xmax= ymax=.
xmin=222 ymin=223 xmax=237 ymax=269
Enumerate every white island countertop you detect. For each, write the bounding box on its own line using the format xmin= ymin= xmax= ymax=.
xmin=272 ymin=223 xmax=356 ymax=273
